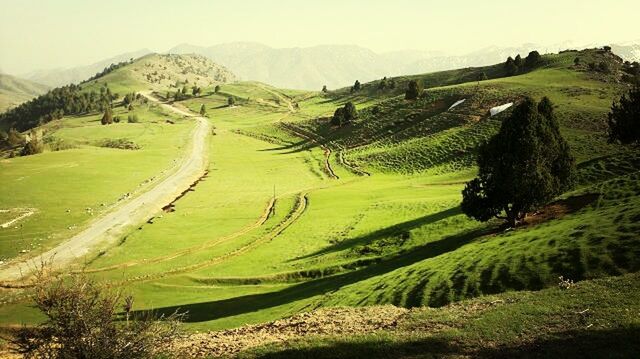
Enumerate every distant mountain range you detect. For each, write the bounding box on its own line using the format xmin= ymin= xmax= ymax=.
xmin=22 ymin=49 xmax=152 ymax=88
xmin=17 ymin=42 xmax=640 ymax=91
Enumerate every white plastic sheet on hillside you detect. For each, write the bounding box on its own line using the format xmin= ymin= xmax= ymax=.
xmin=448 ymin=99 xmax=466 ymax=111
xmin=490 ymin=102 xmax=513 ymax=117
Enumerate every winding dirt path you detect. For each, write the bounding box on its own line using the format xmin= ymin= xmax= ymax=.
xmin=0 ymin=93 xmax=211 ymax=282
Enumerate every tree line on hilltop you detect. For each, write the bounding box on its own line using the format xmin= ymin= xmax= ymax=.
xmin=0 ymin=83 xmax=117 ymax=131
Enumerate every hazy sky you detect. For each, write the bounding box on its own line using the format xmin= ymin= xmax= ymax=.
xmin=1 ymin=0 xmax=638 ymax=75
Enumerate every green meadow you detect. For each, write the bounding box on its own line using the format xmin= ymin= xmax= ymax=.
xmin=0 ymin=103 xmax=192 ymax=261
xmin=0 ymin=48 xmax=638 ymax=349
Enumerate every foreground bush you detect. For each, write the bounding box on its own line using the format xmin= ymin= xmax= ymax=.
xmin=11 ymin=274 xmax=182 ymax=359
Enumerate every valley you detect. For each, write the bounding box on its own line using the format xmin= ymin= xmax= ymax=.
xmin=0 ymin=46 xmax=639 ymax=358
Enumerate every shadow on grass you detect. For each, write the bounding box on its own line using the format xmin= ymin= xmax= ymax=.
xmin=247 ymin=327 xmax=640 ymax=359
xmin=258 ymin=138 xmax=314 ymax=153
xmin=295 ymin=206 xmax=463 ymax=260
xmin=135 ymin=224 xmax=493 ymax=323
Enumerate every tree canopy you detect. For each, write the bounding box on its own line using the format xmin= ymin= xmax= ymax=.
xmin=461 ymin=97 xmax=575 ymax=227
xmin=0 ymin=84 xmax=115 ymax=131
xmin=505 ymin=57 xmax=518 ymax=76
xmin=608 ymin=86 xmax=640 ymax=144
xmin=525 ymin=51 xmax=541 ymax=68
xmin=405 ymin=80 xmax=422 ymax=100
xmin=100 ymin=108 xmax=113 ymax=125
xmin=351 ymin=80 xmax=361 ymax=93
xmin=331 ymin=102 xmax=357 ymax=127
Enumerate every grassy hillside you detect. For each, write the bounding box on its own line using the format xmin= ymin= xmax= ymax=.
xmin=80 ymin=53 xmax=237 ymax=95
xmin=0 ymin=101 xmax=193 ymax=262
xmin=170 ymin=273 xmax=640 ymax=358
xmin=0 ymin=74 xmax=49 ymax=113
xmin=0 ymin=47 xmax=638 ymax=359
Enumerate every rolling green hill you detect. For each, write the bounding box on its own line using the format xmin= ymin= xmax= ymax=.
xmin=0 ymin=73 xmax=49 ymax=113
xmin=0 ymin=47 xmax=638 ymax=357
xmin=79 ymin=53 xmax=237 ymax=95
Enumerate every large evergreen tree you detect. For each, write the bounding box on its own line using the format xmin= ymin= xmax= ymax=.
xmin=461 ymin=97 xmax=575 ymax=227
xmin=608 ymin=86 xmax=640 ymax=144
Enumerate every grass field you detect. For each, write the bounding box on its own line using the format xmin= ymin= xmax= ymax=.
xmin=0 ymin=48 xmax=638 ymax=354
xmin=0 ymin=101 xmax=193 ymax=261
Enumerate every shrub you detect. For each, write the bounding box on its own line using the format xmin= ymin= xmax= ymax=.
xmin=101 ymin=138 xmax=140 ymax=150
xmin=331 ymin=102 xmax=357 ymax=127
xmin=44 ymin=137 xmax=75 ymax=152
xmin=351 ymin=80 xmax=361 ymax=93
xmin=228 ymin=96 xmax=235 ymax=106
xmin=6 ymin=128 xmax=25 ymax=147
xmin=598 ymin=61 xmax=611 ymax=74
xmin=331 ymin=107 xmax=345 ymax=126
xmin=10 ymin=273 xmax=182 ymax=359
xmin=127 ymin=114 xmax=140 ymax=123
xmin=378 ymin=77 xmax=388 ymax=90
xmin=20 ymin=135 xmax=44 ymax=157
xmin=101 ymin=108 xmax=113 ymax=125
xmin=405 ymin=80 xmax=421 ymax=100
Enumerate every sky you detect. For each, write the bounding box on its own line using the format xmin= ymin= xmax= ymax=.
xmin=0 ymin=0 xmax=638 ymax=75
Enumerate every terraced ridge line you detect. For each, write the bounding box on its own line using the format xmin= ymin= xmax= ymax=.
xmin=336 ymin=149 xmax=371 ymax=177
xmin=121 ymin=192 xmax=309 ymax=284
xmin=277 ymin=122 xmax=339 ymax=179
xmin=78 ymin=197 xmax=276 ymax=274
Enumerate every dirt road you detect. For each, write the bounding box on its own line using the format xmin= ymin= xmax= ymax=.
xmin=0 ymin=93 xmax=210 ymax=282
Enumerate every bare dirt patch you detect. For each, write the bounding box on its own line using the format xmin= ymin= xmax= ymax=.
xmin=523 ymin=193 xmax=600 ymax=227
xmin=169 ymin=306 xmax=409 ymax=358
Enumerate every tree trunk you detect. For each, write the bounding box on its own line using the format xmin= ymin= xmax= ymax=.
xmin=505 ymin=207 xmax=518 ymax=228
